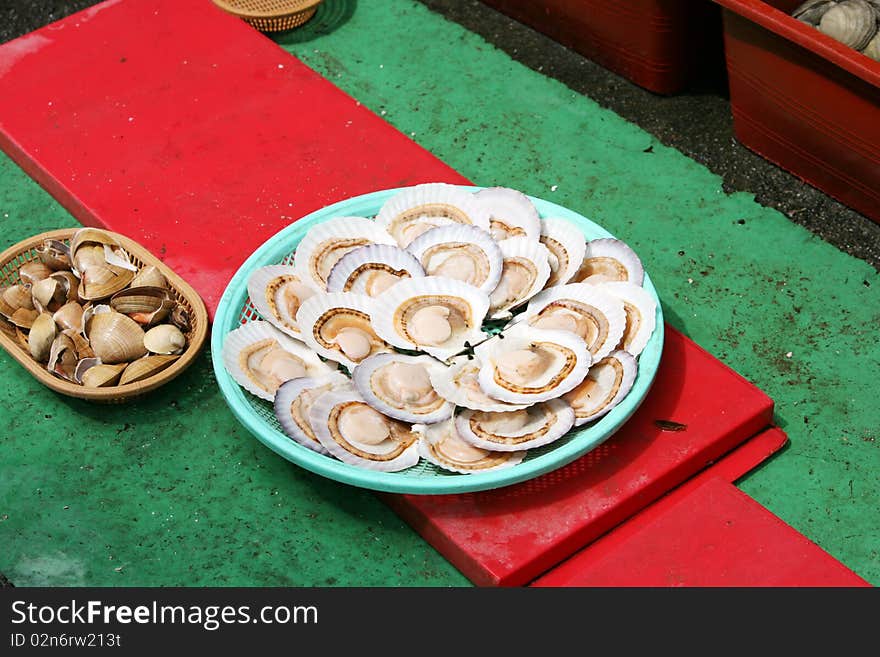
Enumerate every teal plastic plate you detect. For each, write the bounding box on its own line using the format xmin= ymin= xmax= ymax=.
xmin=212 ymin=187 xmax=664 ymax=494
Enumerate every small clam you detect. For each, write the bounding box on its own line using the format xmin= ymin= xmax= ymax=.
xmin=77 ymin=361 xmax=127 ymax=388
xmin=87 ymin=310 xmax=147 ymax=364
xmin=793 ymin=0 xmax=839 ymax=26
xmin=18 ymin=261 xmax=53 ymax=285
xmin=130 ymin=265 xmax=167 ymax=289
xmin=110 ymin=286 xmax=174 ymax=326
xmin=35 ymin=239 xmax=71 ymax=271
xmin=50 ymin=271 xmax=81 ymax=303
xmin=9 ymin=308 xmax=39 ymax=329
xmin=28 ymin=312 xmax=57 ymax=363
xmin=119 ymin=354 xmax=180 ymax=385
xmin=72 ymin=244 xmax=106 ymax=274
xmin=0 ymin=284 xmax=35 ymax=317
xmin=31 ymin=277 xmax=67 ymax=314
xmin=143 ymin=324 xmax=186 ymax=355
xmin=53 ymin=301 xmax=84 ymax=332
xmin=78 ymin=263 xmax=135 ymax=300
xmin=818 ymin=0 xmax=878 ymax=50
xmin=47 ymin=333 xmax=79 ymax=381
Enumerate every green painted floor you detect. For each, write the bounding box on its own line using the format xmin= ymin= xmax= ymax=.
xmin=1 ymin=0 xmax=878 ymax=586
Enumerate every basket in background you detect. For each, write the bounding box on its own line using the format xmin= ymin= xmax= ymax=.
xmin=211 ymin=0 xmax=324 ymax=32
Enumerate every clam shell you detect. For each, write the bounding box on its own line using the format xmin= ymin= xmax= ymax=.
xmin=273 ymin=373 xmax=351 ymax=455
xmin=35 ymin=239 xmax=71 ymax=271
xmin=9 ymin=307 xmax=39 ymax=329
xmin=863 ymin=28 xmax=880 ymax=59
xmin=110 ymin=286 xmax=174 ymax=326
xmin=63 ymin=328 xmax=94 ymax=360
xmin=326 ymin=244 xmax=424 ymax=297
xmin=416 ymin=418 xmax=526 ymax=473
xmin=564 ymin=350 xmax=637 ymax=426
xmin=489 ymin=237 xmax=552 ymax=319
xmin=429 ymin=356 xmax=530 ymax=412
xmin=308 ymin=389 xmax=420 ymax=472
xmin=572 ymin=238 xmax=645 ymax=286
xmin=0 ymin=284 xmax=35 ymax=316
xmin=143 ymin=324 xmax=187 ymax=355
xmin=819 ymin=0 xmax=878 ymax=50
xmin=375 ymin=183 xmax=491 ymax=247
xmin=50 ymin=271 xmax=80 ymax=303
xmin=47 ymin=333 xmax=79 ymax=381
xmin=31 ymin=277 xmax=66 ymax=313
xmin=79 ymin=263 xmax=135 ymax=300
xmin=475 ymin=324 xmax=592 ymax=404
xmin=475 ymin=187 xmax=542 ymax=242
xmin=18 ymin=261 xmax=53 ymax=285
xmin=222 ymin=320 xmax=336 ymax=401
xmin=596 ymin=281 xmax=657 ymax=357
xmin=793 ymin=0 xmax=839 ymax=25
xmin=454 ymin=399 xmax=575 ymax=452
xmin=77 ymin=361 xmax=127 ymax=387
xmin=519 ymin=282 xmax=626 ymax=362
xmin=247 ymin=265 xmax=318 ymax=339
xmin=28 ymin=312 xmax=57 ymax=363
xmin=293 ymin=216 xmax=396 ymax=290
xmin=119 ymin=354 xmax=181 ymax=385
xmin=406 ymin=224 xmax=503 ymax=293
xmin=539 ymin=217 xmax=587 ymax=288
xmin=130 ymin=265 xmax=167 ymax=289
xmin=370 ymin=276 xmax=490 ymax=361
xmin=352 ymin=352 xmax=453 ymax=424
xmin=53 ymin=302 xmax=85 ymax=332
xmin=86 ymin=310 xmax=148 ymax=364
xmin=296 ymin=292 xmax=392 ymax=370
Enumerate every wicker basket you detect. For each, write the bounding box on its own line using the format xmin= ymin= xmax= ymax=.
xmin=0 ymin=229 xmax=208 ymax=403
xmin=211 ymin=0 xmax=324 ymax=32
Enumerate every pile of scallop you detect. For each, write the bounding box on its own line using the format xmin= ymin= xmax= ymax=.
xmin=0 ymin=228 xmax=191 ymax=387
xmin=223 ymin=184 xmax=657 ymax=475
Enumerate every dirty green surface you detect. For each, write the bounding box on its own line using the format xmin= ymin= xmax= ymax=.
xmin=2 ymin=0 xmax=878 ymax=586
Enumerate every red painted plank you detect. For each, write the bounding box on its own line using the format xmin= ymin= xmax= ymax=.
xmin=534 ymin=431 xmax=868 ymax=586
xmin=0 ymin=0 xmax=467 ymax=316
xmin=382 ymin=326 xmax=775 ymax=586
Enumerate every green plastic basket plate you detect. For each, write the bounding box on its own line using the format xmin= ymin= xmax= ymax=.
xmin=212 ymin=186 xmax=664 ymax=494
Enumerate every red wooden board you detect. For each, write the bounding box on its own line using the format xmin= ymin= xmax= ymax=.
xmin=382 ymin=326 xmax=775 ymax=586
xmin=0 ymin=0 xmax=467 ymax=316
xmin=534 ymin=427 xmax=869 ymax=587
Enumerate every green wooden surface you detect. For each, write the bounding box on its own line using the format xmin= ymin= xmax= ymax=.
xmin=1 ymin=0 xmax=877 ymax=585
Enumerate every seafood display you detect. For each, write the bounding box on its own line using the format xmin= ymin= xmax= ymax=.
xmin=1 ymin=228 xmax=193 ymax=389
xmin=224 ymin=184 xmax=659 ymax=475
xmin=792 ymin=0 xmax=880 ymax=61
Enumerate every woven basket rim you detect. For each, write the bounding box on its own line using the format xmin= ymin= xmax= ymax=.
xmin=211 ymin=0 xmax=323 ymax=19
xmin=0 ymin=228 xmax=209 ymax=403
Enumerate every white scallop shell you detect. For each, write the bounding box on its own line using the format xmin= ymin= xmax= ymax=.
xmin=293 ymin=216 xmax=396 ymax=290
xmin=352 ymin=352 xmax=453 ymax=424
xmin=518 ymin=282 xmax=626 ymax=362
xmin=573 ymin=238 xmax=645 ymax=286
xmin=416 ymin=419 xmax=526 ymax=473
xmin=475 ymin=324 xmax=592 ymax=404
xmin=475 ymin=187 xmax=541 ymax=241
xmin=222 ymin=320 xmax=337 ymax=401
xmin=454 ymin=399 xmax=575 ymax=452
xmin=370 ymin=276 xmax=490 ymax=361
xmin=295 ymin=292 xmax=392 ymax=370
xmin=375 ymin=183 xmax=491 ymax=247
xmin=489 ymin=237 xmax=552 ymax=319
xmin=539 ymin=217 xmax=586 ymax=288
xmin=596 ymin=281 xmax=657 ymax=357
xmin=247 ymin=265 xmax=320 ymax=340
xmin=429 ymin=356 xmax=530 ymax=412
xmin=273 ymin=373 xmax=352 ymax=454
xmin=308 ymin=389 xmax=421 ymax=472
xmin=406 ymin=224 xmax=503 ymax=293
xmin=326 ymin=244 xmax=424 ymax=296
xmin=564 ymin=350 xmax=637 ymax=426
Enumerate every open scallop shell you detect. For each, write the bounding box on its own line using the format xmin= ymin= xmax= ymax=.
xmin=352 ymin=352 xmax=453 ymax=424
xmin=375 ymin=183 xmax=491 ymax=247
xmin=596 ymin=281 xmax=657 ymax=357
xmin=475 ymin=324 xmax=592 ymax=404
xmin=326 ymin=244 xmax=424 ymax=297
xmin=572 ymin=238 xmax=645 ymax=286
xmin=370 ymin=276 xmax=489 ymax=361
xmin=308 ymin=390 xmax=420 ymax=472
xmin=416 ymin=418 xmax=525 ymax=473
xmin=293 ymin=216 xmax=396 ymax=290
xmin=519 ymin=282 xmax=626 ymax=362
xmin=489 ymin=237 xmax=551 ymax=319
xmin=475 ymin=187 xmax=541 ymax=242
xmin=539 ymin=217 xmax=587 ymax=288
xmin=222 ymin=320 xmax=337 ymax=401
xmin=273 ymin=372 xmax=352 ymax=455
xmin=429 ymin=356 xmax=530 ymax=412
xmin=296 ymin=292 xmax=392 ymax=370
xmin=563 ymin=350 xmax=637 ymax=426
xmin=406 ymin=224 xmax=503 ymax=293
xmin=247 ymin=265 xmax=319 ymax=340
xmin=454 ymin=399 xmax=575 ymax=452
